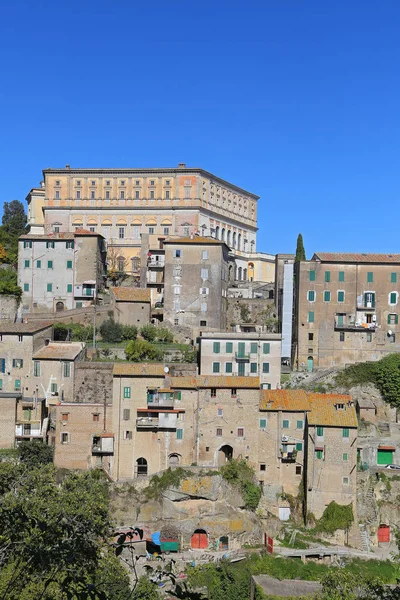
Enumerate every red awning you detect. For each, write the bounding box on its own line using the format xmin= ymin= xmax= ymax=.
xmin=379 ymin=446 xmax=396 ymax=451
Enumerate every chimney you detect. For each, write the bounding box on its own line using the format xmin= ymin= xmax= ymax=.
xmin=65 ymin=164 xmax=70 ymax=169
xmin=177 ymin=163 xmax=186 ymax=169
xmin=40 ymin=180 xmax=45 ymax=188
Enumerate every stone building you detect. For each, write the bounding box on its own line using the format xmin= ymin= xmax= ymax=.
xmin=111 ymin=287 xmax=151 ymax=327
xmin=0 ymin=393 xmax=48 ymax=449
xmin=18 ymin=230 xmax=107 ymax=313
xmin=26 ymin=164 xmax=260 ymax=280
xmin=163 ymin=236 xmax=231 ymax=333
xmin=198 ymin=331 xmax=281 ymax=388
xmin=294 ymin=252 xmax=400 ymax=370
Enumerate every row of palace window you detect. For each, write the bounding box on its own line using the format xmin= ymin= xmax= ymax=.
xmin=213 ymin=342 xmax=271 ymax=354
xmin=68 ymin=190 xmax=178 ymax=201
xmin=309 ymin=270 xmax=398 ymax=284
xmin=214 ymin=227 xmax=243 ymax=250
xmin=212 ymin=362 xmax=270 ymax=373
xmin=23 ymin=241 xmax=74 ymax=250
xmin=307 ymin=311 xmax=398 ymax=325
xmin=307 ymin=290 xmax=398 ymax=305
xmin=67 ymin=178 xmax=172 ymax=188
xmin=0 ymin=359 xmax=70 ymax=377
xmin=24 ymin=259 xmax=73 ymax=269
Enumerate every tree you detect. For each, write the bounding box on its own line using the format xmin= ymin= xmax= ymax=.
xmin=2 ymin=200 xmax=27 ymax=235
xmin=17 ymin=439 xmax=53 ymax=468
xmin=100 ymin=319 xmax=124 ymax=343
xmin=0 ymin=244 xmax=7 ymax=263
xmin=122 ymin=325 xmax=138 ymax=341
xmin=156 ymin=328 xmax=174 ymax=343
xmin=0 ymin=267 xmax=22 ymax=299
xmin=295 ymin=233 xmax=306 ymax=262
xmin=374 ymin=353 xmax=400 ymax=408
xmin=107 ymin=247 xmax=128 ymax=286
xmin=132 ymin=576 xmax=161 ymax=600
xmin=125 ymin=339 xmax=163 ymax=362
xmin=140 ymin=324 xmax=157 ymax=342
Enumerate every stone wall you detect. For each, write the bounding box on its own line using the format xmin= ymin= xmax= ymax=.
xmin=0 ymin=295 xmax=18 ymax=321
xmin=227 ymin=298 xmax=277 ymax=330
xmin=74 ymin=362 xmax=113 ymax=404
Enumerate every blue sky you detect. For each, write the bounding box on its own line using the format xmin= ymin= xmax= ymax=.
xmin=1 ymin=0 xmax=399 ymax=256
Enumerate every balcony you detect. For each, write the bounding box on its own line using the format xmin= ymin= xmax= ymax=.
xmin=334 ymin=319 xmax=377 ymax=332
xmin=280 ymin=449 xmax=297 ymax=463
xmin=147 ymin=257 xmax=165 ymax=268
xmin=92 ymin=435 xmax=114 ymax=455
xmin=235 ymin=352 xmax=250 ymax=361
xmin=136 ymin=416 xmax=159 ymax=429
xmin=147 ymin=392 xmax=175 ymax=407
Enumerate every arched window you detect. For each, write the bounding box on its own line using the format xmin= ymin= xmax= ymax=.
xmin=238 ymin=267 xmax=242 ymax=281
xmin=227 ymin=230 xmax=231 ymax=247
xmin=215 ymin=226 xmax=220 ymax=240
xmin=221 ymin=228 xmax=226 ymax=242
xmin=136 ymin=457 xmax=148 ymax=476
xmin=243 ymin=268 xmax=247 ymax=281
xmin=232 ymin=232 xmax=237 ymax=248
xmin=169 ymin=453 xmax=180 ymax=468
xmin=237 ymin=233 xmax=241 ymax=251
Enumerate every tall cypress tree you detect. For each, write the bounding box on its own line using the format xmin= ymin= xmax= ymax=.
xmin=295 ymin=234 xmax=306 ymax=261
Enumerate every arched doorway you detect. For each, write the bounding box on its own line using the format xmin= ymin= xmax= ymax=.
xmin=215 ymin=226 xmax=220 ymax=240
xmin=169 ymin=453 xmax=180 ymax=468
xmin=238 ymin=233 xmax=242 ymax=251
xmin=307 ymin=356 xmax=314 ymax=373
xmin=243 ymin=268 xmax=247 ymax=281
xmin=191 ymin=529 xmax=208 ymax=549
xmin=219 ymin=535 xmax=229 ymax=550
xmin=56 ymin=301 xmax=65 ymax=312
xmin=218 ymin=445 xmax=233 ymax=466
xmin=248 ymin=262 xmax=254 ymax=282
xmin=136 ymin=457 xmax=148 ymax=477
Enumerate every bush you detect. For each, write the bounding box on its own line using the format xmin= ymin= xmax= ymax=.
xmin=53 ymin=322 xmax=93 ymax=342
xmin=140 ymin=324 xmax=157 ymax=342
xmin=122 ymin=325 xmax=138 ymax=341
xmin=0 ymin=268 xmax=22 ymax=299
xmin=100 ymin=319 xmax=124 ymax=343
xmin=16 ymin=439 xmax=53 ymax=468
xmin=221 ymin=459 xmax=261 ymax=511
xmin=125 ymin=339 xmax=163 ymax=362
xmin=314 ymin=501 xmax=354 ymax=534
xmin=156 ymin=327 xmax=174 ymax=343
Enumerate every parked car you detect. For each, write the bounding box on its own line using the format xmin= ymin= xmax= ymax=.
xmin=384 ymin=464 xmax=400 ymax=470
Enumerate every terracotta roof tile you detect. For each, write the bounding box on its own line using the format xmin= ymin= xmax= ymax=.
xmin=0 ymin=321 xmax=54 ymax=334
xmin=113 ymin=363 xmax=166 ymax=377
xmin=307 ymin=393 xmax=357 ymax=427
xmin=111 ymin=287 xmax=151 ymax=302
xmin=33 ymin=342 xmax=84 ymax=360
xmin=170 ymin=375 xmax=260 ymax=389
xmin=163 ymin=236 xmax=225 ymax=245
xmin=313 ymin=252 xmax=400 ymax=264
xmin=260 ymin=389 xmax=310 ymax=411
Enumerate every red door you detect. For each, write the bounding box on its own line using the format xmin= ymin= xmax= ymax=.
xmin=378 ymin=525 xmax=390 ymax=543
xmin=191 ymin=531 xmax=208 ymax=549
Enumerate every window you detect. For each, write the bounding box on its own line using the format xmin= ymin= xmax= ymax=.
xmin=388 ymin=314 xmax=398 ymax=324
xmin=165 ymin=190 xmax=170 ymax=199
xmin=343 ymin=453 xmax=348 ymax=461
xmin=367 ymin=272 xmax=373 ymax=283
xmin=390 ymin=292 xmax=397 ymax=305
xmin=296 ymin=420 xmax=303 ymax=429
xmin=36 ymin=260 xmax=41 ymax=268
xmin=91 ymin=191 xmax=95 ymax=199
xmin=339 ymin=331 xmax=345 ymax=342
xmin=250 ymin=342 xmax=257 ymax=354
xmin=76 ymin=302 xmax=82 ymax=308
xmin=149 ymin=190 xmax=155 ymax=199
xmin=201 ymin=302 xmax=207 ymax=312
xmin=174 ymin=318 xmax=179 ymax=326
xmin=135 ymin=191 xmax=139 ymax=199
xmin=225 ymin=362 xmax=233 ymax=373
xmin=76 ymin=190 xmax=81 ymax=199
xmin=201 ymin=268 xmax=209 ymax=279
xmin=260 ymin=464 xmax=266 ymax=471
xmin=149 ymin=180 xmax=155 ymax=186
xmin=61 ymin=413 xmax=69 ymax=422
xmin=90 ymin=413 xmax=98 ymax=423
xmin=308 ymin=333 xmax=314 ymax=341
xmin=367 ymin=332 xmax=372 ymax=342
xmin=120 ymin=180 xmax=125 ymax=186
xmin=23 ymin=241 xmax=32 ymax=249
xmin=217 ymin=408 xmax=223 ymax=417
xmin=12 ymin=359 xmax=23 ymax=368
xmin=309 ymin=270 xmax=315 ymax=281
xmin=226 ymin=342 xmax=233 ymax=353
xmin=263 ymin=343 xmax=270 ymax=354
xmin=176 ymin=429 xmax=183 ymax=440
xmin=342 ymin=477 xmax=350 ymax=485
xmin=262 ymin=362 xmax=270 ymax=373
xmin=308 ymin=311 xmax=314 ymax=323
xmin=316 ymin=450 xmax=323 ymax=459
xmin=61 ymin=432 xmax=70 ymax=444
xmin=212 ymin=362 xmax=220 ymax=373
xmin=231 ymin=388 xmax=237 ymax=397
xmin=18 ymin=335 xmax=23 ymax=343
xmin=62 ymin=362 xmax=71 ymax=378
xmin=308 ymin=290 xmax=315 ymax=302
xmin=174 ymin=249 xmax=181 ymax=258
xmin=47 ymin=260 xmax=53 ymax=269
xmin=250 ymin=362 xmax=257 ymax=373
xmin=260 ymin=419 xmax=267 ymax=429
xmin=66 ymin=241 xmax=74 ymax=249
xmin=216 ymin=428 xmax=222 ymax=437
xmin=389 ymin=333 xmax=396 ymax=343
xmin=324 ymin=291 xmax=331 ymax=302
xmin=316 ymin=426 xmax=324 ymax=437
xmin=67 ymin=284 xmax=72 ymax=293
xmin=296 ymin=465 xmax=302 ymax=475
xmin=105 ymin=191 xmax=110 ymax=199
xmin=325 ymin=271 xmax=330 ymax=282
xmin=165 ymin=180 xmax=170 ymax=186
xmin=282 ymin=420 xmax=289 ymax=429
xmin=202 ymin=250 xmax=208 ymax=260
xmin=51 ymin=383 xmax=58 ymax=394
xmin=47 ymin=283 xmax=53 ymax=292
xmin=118 ymin=227 xmax=125 ymax=239
xmin=15 ymin=379 xmax=21 ymax=390
xmin=76 ymin=180 xmax=81 ymax=186
xmin=0 ymin=359 xmax=5 ymax=374
xmin=66 ymin=260 xmax=72 ymax=269
xmin=342 ymin=427 xmax=350 ymax=438
xmin=339 ymin=271 xmax=345 ymax=282
xmin=124 ymin=431 xmax=132 ymax=440
xmin=33 ymin=361 xmax=40 ymax=377
xmin=296 ymin=442 xmax=303 ymax=451
xmin=213 ymin=342 xmax=220 ymax=354
xmin=211 ymin=388 xmax=216 ymax=398
xmin=338 ymin=291 xmax=345 ymax=302
xmin=123 ymin=387 xmax=131 ymax=399
xmin=163 ymin=227 xmax=170 ymax=235
xmin=391 ymin=272 xmax=397 ymax=283
xmin=200 ymin=320 xmax=207 ymax=327
xmin=24 ymin=259 xmax=30 ymax=268
xmin=123 ymin=409 xmax=130 ymax=420
xmin=23 ymin=283 xmax=29 ymax=292
xmin=237 ymin=428 xmax=244 ymax=437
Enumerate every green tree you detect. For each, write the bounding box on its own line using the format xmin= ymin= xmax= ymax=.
xmin=132 ymin=576 xmax=161 ymax=600
xmin=295 ymin=233 xmax=306 ymax=262
xmin=140 ymin=324 xmax=157 ymax=342
xmin=125 ymin=339 xmax=163 ymax=362
xmin=0 ymin=267 xmax=22 ymax=299
xmin=122 ymin=325 xmax=138 ymax=341
xmin=2 ymin=200 xmax=27 ymax=235
xmin=156 ymin=327 xmax=174 ymax=343
xmin=374 ymin=353 xmax=400 ymax=408
xmin=100 ymin=319 xmax=124 ymax=343
xmin=17 ymin=439 xmax=53 ymax=468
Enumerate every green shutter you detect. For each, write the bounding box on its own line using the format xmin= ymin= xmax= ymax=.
xmin=34 ymin=361 xmax=40 ymax=377
xmin=23 ymin=283 xmax=29 ymax=292
xmin=250 ymin=343 xmax=257 ymax=354
xmin=309 ymin=270 xmax=316 ymax=281
xmin=390 ymin=292 xmax=397 ymax=304
xmin=51 ymin=383 xmax=58 ymax=393
xmin=123 ymin=387 xmax=131 ymax=398
xmin=225 ymin=362 xmax=232 ymax=373
xmin=316 ymin=450 xmax=323 ymax=459
xmin=67 ymin=260 xmax=73 ymax=269
xmin=391 ymin=273 xmax=397 ymax=283
xmin=338 ymin=291 xmax=345 ymax=302
xmin=343 ymin=453 xmax=348 ymax=461
xmin=296 ymin=443 xmax=303 ymax=451
xmin=250 ymin=363 xmax=257 ymax=373
xmin=225 ymin=342 xmax=233 ymax=353
xmin=262 ymin=362 xmax=270 ymax=373
xmin=316 ymin=426 xmax=324 ymax=436
xmin=367 ymin=272 xmax=373 ymax=283
xmin=296 ymin=420 xmax=303 ymax=429
xmin=47 ymin=283 xmax=52 ymax=292
xmin=24 ymin=259 xmax=30 ymax=268
xmin=212 ymin=362 xmax=220 ymax=373
xmin=282 ymin=420 xmax=289 ymax=429
xmin=176 ymin=429 xmax=183 ymax=440
xmin=48 ymin=260 xmax=53 ymax=269
xmin=237 ymin=342 xmax=245 ymax=358
xmin=308 ymin=311 xmax=314 ymax=323
xmin=263 ymin=343 xmax=270 ymax=354
xmin=342 ymin=428 xmax=349 ymax=438
xmin=260 ymin=419 xmax=267 ymax=429
xmin=338 ymin=271 xmax=345 ymax=282
xmin=67 ymin=284 xmax=73 ymax=293
xmin=324 ymin=291 xmax=331 ymax=302
xmin=213 ymin=342 xmax=220 ymax=354
xmin=36 ymin=260 xmax=41 ymax=268
xmin=308 ymin=291 xmax=315 ymax=301
xmin=325 ymin=271 xmax=330 ymax=282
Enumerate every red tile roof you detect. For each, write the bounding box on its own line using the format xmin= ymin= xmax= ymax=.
xmin=313 ymin=252 xmax=400 ymax=264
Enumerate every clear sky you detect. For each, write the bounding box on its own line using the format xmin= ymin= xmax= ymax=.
xmin=1 ymin=0 xmax=399 ymax=256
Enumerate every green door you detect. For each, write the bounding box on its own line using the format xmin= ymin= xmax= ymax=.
xmin=238 ymin=362 xmax=245 ymax=376
xmin=377 ymin=450 xmax=393 ymax=465
xmin=337 ymin=314 xmax=344 ymax=327
xmin=307 ymin=356 xmax=313 ymax=373
xmin=237 ymin=343 xmax=245 ymax=358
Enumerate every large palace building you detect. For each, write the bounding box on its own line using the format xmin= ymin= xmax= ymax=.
xmin=26 ymin=163 xmax=273 ymax=281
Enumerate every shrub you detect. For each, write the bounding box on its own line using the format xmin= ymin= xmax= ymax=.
xmin=122 ymin=325 xmax=138 ymax=341
xmin=314 ymin=501 xmax=354 ymax=534
xmin=221 ymin=459 xmax=261 ymax=511
xmin=140 ymin=324 xmax=157 ymax=342
xmin=125 ymin=339 xmax=163 ymax=362
xmin=100 ymin=319 xmax=124 ymax=343
xmin=17 ymin=439 xmax=53 ymax=468
xmin=0 ymin=267 xmax=22 ymax=299
xmin=156 ymin=327 xmax=174 ymax=343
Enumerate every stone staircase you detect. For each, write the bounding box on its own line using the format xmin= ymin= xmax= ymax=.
xmin=359 ymin=524 xmax=371 ymax=552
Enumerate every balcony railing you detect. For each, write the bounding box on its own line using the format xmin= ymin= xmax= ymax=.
xmin=235 ymin=352 xmax=250 ymax=361
xmin=147 ymin=393 xmax=174 ymax=407
xmin=136 ymin=417 xmax=159 ymax=428
xmin=334 ymin=320 xmax=377 ymax=331
xmin=147 ymin=258 xmax=165 ymax=268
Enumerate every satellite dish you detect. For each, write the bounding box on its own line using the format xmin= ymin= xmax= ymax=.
xmin=388 ymin=330 xmax=393 ymax=336
xmin=164 ymin=367 xmax=169 ymax=373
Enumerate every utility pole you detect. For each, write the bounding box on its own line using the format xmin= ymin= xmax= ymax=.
xmin=93 ymin=285 xmax=97 ymax=350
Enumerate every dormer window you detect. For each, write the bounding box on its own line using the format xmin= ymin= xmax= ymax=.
xmin=335 ymin=403 xmax=345 ymax=410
